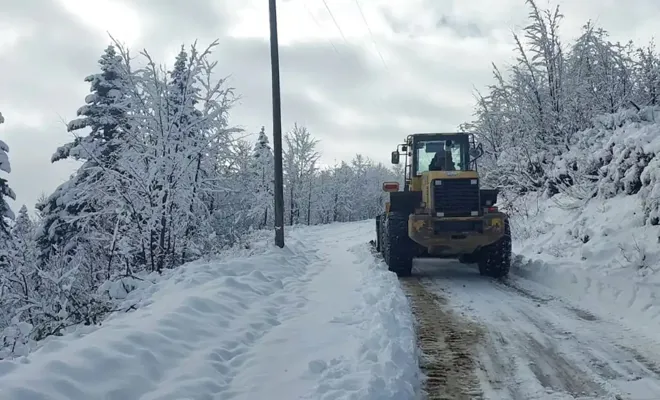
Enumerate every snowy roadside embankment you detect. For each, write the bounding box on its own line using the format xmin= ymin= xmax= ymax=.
xmin=503 ymin=106 xmax=660 ymax=341
xmin=510 ymin=191 xmax=660 ymax=340
xmin=0 ymin=221 xmax=420 ymax=400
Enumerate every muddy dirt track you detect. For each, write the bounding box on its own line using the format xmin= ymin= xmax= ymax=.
xmin=401 ymin=277 xmax=485 ymax=399
xmin=402 ymin=260 xmax=660 ymax=400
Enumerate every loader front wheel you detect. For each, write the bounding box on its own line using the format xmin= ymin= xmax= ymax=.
xmin=383 ymin=212 xmax=414 ymax=277
xmin=478 ymin=219 xmax=511 ymax=279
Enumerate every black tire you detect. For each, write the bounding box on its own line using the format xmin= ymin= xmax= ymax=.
xmin=375 ymin=215 xmax=382 ymax=252
xmin=477 ymin=219 xmax=512 ymax=278
xmin=378 ymin=216 xmax=386 ymax=257
xmin=383 ymin=212 xmax=414 ymax=277
xmin=458 ymin=253 xmax=478 ymax=264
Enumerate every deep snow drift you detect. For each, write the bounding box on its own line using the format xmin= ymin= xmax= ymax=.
xmin=510 ymin=190 xmax=660 ymax=342
xmin=0 ymin=221 xmax=420 ymax=400
xmin=507 ymin=107 xmax=660 ymax=342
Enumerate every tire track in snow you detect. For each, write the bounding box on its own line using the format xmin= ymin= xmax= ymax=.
xmin=400 ymin=277 xmax=485 ymax=399
xmin=412 ymin=260 xmax=660 ymax=400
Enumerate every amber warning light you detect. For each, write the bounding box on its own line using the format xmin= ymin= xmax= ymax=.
xmin=382 ymin=182 xmax=400 ymax=192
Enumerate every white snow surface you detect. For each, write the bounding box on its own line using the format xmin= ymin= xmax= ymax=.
xmin=417 ymin=260 xmax=660 ymax=399
xmin=0 ymin=221 xmax=419 ymax=400
xmin=510 ymin=191 xmax=660 ymax=343
xmin=506 ymin=106 xmax=660 ymax=345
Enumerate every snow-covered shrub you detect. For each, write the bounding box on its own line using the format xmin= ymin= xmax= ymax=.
xmin=546 ymin=107 xmax=660 ymax=224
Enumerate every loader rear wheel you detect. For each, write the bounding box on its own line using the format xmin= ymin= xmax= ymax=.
xmin=383 ymin=212 xmax=414 ymax=277
xmin=478 ymin=219 xmax=511 ymax=278
xmin=375 ymin=215 xmax=382 ymax=253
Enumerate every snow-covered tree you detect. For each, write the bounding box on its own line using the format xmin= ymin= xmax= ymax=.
xmin=462 ymin=0 xmax=660 ymax=197
xmin=456 ymin=0 xmax=660 ymax=225
xmin=0 ymin=112 xmax=14 ymax=238
xmin=283 ymin=123 xmax=319 ymax=225
xmin=37 ymin=44 xmax=131 ymax=264
xmin=0 ymin=40 xmax=400 ymax=359
xmin=249 ymin=127 xmax=274 ymax=229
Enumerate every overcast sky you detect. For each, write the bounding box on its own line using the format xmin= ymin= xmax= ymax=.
xmin=0 ymin=0 xmax=658 ymax=210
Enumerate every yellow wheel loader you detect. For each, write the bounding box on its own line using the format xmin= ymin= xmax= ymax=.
xmin=374 ymin=133 xmax=511 ymax=278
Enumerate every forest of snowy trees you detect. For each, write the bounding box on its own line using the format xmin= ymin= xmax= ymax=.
xmin=464 ymin=0 xmax=660 ymax=209
xmin=0 ymin=41 xmax=395 ymax=357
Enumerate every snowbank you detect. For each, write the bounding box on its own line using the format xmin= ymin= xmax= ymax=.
xmin=549 ymin=106 xmax=660 ymax=222
xmin=506 ymin=106 xmax=660 ymax=341
xmin=510 ymin=191 xmax=660 ymax=340
xmin=0 ymin=221 xmax=420 ymax=400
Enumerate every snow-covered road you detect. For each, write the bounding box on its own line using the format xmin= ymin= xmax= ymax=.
xmin=409 ymin=260 xmax=660 ymax=400
xmin=0 ymin=221 xmax=419 ymax=400
xmin=5 ymin=218 xmax=660 ymax=400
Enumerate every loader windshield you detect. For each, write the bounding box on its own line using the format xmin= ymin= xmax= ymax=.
xmin=415 ymin=139 xmax=467 ymax=175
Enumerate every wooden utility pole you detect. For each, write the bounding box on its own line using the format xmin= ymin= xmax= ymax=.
xmin=269 ymin=0 xmax=285 ymax=248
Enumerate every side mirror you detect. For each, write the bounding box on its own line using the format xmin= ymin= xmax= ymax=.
xmin=469 ymin=143 xmax=484 ymax=159
xmin=391 ymin=151 xmax=400 ymax=164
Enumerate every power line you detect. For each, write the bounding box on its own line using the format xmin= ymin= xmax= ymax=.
xmin=320 ymin=0 xmax=349 ymax=45
xmin=353 ymin=0 xmax=388 ymax=70
xmin=303 ymin=1 xmax=340 ymax=54
xmin=302 ymin=0 xmax=392 ymax=114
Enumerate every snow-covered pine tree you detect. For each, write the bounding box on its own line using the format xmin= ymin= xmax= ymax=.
xmin=54 ymin=44 xmax=130 ymax=164
xmin=163 ymin=46 xmax=205 ymax=265
xmin=168 ymin=46 xmax=203 ymax=143
xmin=11 ymin=205 xmax=33 ymax=251
xmin=0 ymin=112 xmax=15 ymax=238
xmin=3 ymin=205 xmax=39 ymax=328
xmin=249 ymin=126 xmax=274 ymax=229
xmin=8 ymin=205 xmax=37 ymax=285
xmin=0 ymin=115 xmax=38 ymax=359
xmin=37 ymin=44 xmax=130 ymax=265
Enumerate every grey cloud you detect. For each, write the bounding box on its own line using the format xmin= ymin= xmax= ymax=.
xmin=0 ymin=0 xmax=487 ymax=208
xmin=208 ymin=35 xmax=469 ymax=165
xmin=8 ymin=0 xmax=656 ymax=210
xmin=119 ymin=16 xmax=482 ymax=164
xmin=118 ymin=0 xmax=227 ymax=35
xmin=379 ymin=7 xmax=409 ymax=35
xmin=4 ymin=124 xmax=80 ymax=211
xmin=436 ymin=15 xmax=484 ymax=38
xmin=0 ymin=0 xmax=111 ymax=209
xmin=0 ymin=0 xmax=107 ymax=111
xmin=114 ymin=0 xmax=230 ymax=53
xmin=378 ymin=1 xmax=493 ymax=40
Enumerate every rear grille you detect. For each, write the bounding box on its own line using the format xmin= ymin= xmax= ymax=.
xmin=434 ymin=220 xmax=483 ymax=234
xmin=432 ymin=179 xmax=480 ymax=217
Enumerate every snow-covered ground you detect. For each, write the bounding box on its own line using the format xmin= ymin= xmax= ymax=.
xmin=0 ymin=221 xmax=420 ymax=400
xmin=510 ymin=191 xmax=660 ymax=343
xmin=415 ymin=260 xmax=660 ymax=400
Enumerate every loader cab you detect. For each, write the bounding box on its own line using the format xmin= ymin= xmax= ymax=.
xmin=391 ymin=133 xmax=483 ymax=192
